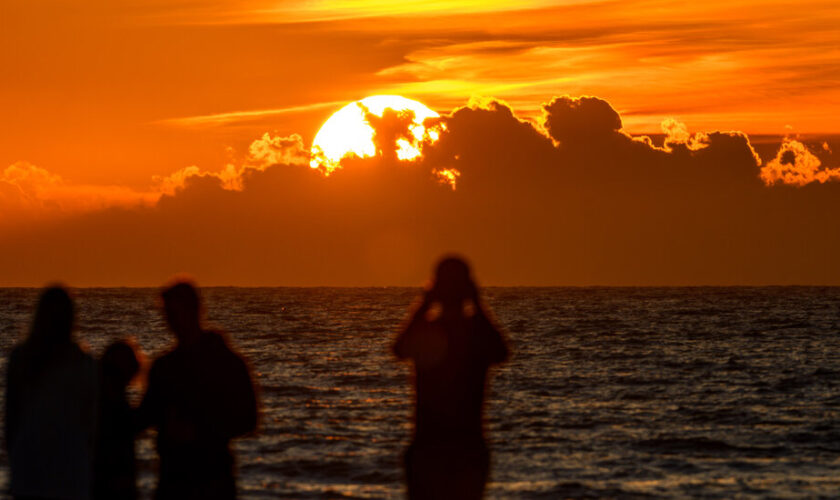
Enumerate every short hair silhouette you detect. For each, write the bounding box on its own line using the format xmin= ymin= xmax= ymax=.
xmin=95 ymin=340 xmax=141 ymax=500
xmin=161 ymin=281 xmax=200 ymax=315
xmin=137 ymin=279 xmax=258 ymax=500
xmin=101 ymin=340 xmax=140 ymax=388
xmin=160 ymin=280 xmax=203 ymax=343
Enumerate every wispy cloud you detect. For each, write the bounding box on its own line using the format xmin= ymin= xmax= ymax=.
xmin=156 ymin=101 xmax=346 ymax=127
xmin=143 ymin=0 xmax=564 ymax=25
xmin=373 ymin=14 xmax=840 ymax=133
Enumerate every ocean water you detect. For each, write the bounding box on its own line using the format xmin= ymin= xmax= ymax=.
xmin=1 ymin=287 xmax=840 ymax=499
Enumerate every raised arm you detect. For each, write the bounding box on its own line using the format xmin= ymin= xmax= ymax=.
xmin=472 ymin=288 xmax=509 ymax=364
xmin=393 ymin=291 xmax=434 ymax=360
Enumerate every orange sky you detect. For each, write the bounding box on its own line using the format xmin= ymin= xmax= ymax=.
xmin=2 ymin=0 xmax=840 ymax=285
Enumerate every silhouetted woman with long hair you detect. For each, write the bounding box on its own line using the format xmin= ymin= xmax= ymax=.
xmin=4 ymin=286 xmax=98 ymax=500
xmin=394 ymin=256 xmax=508 ymax=500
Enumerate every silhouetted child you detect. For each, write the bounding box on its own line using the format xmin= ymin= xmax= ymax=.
xmin=94 ymin=340 xmax=141 ymax=500
xmin=394 ymin=256 xmax=509 ymax=500
xmin=4 ymin=286 xmax=99 ymax=500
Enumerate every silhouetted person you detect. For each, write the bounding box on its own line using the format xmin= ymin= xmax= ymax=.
xmin=94 ymin=340 xmax=141 ymax=500
xmin=136 ymin=281 xmax=258 ymax=500
xmin=394 ymin=256 xmax=508 ymax=500
xmin=4 ymin=286 xmax=98 ymax=500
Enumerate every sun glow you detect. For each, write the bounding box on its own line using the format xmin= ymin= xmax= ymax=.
xmin=310 ymin=95 xmax=440 ymax=174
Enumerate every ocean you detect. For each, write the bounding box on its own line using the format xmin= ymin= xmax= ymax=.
xmin=1 ymin=287 xmax=840 ymax=498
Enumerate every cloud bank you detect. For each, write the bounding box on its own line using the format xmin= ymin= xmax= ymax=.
xmin=1 ymin=163 xmax=157 ymax=218
xmin=2 ymin=96 xmax=839 ymax=286
xmin=1 ymin=133 xmax=309 ymax=223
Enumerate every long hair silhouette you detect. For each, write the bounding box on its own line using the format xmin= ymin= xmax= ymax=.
xmin=5 ymin=285 xmax=98 ymax=500
xmin=18 ymin=286 xmax=76 ymax=378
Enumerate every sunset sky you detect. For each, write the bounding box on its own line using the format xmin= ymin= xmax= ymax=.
xmin=2 ymin=0 xmax=839 ymax=286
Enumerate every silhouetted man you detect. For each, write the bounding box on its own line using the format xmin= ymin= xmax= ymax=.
xmin=136 ymin=281 xmax=258 ymax=500
xmin=394 ymin=256 xmax=508 ymax=500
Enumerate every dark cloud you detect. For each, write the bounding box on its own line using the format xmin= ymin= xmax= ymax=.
xmin=543 ymin=96 xmax=623 ymax=146
xmin=363 ymin=106 xmax=419 ymax=162
xmin=1 ymin=96 xmax=839 ymax=286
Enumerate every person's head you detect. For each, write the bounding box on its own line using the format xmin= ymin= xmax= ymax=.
xmin=161 ymin=280 xmax=202 ymax=343
xmin=431 ymin=255 xmax=476 ymax=309
xmin=28 ymin=285 xmax=75 ymax=347
xmin=101 ymin=340 xmax=140 ymax=389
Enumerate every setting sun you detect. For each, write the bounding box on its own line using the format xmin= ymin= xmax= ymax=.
xmin=309 ymin=95 xmax=439 ymax=173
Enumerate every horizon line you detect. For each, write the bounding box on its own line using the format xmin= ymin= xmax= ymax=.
xmin=2 ymin=284 xmax=839 ymax=289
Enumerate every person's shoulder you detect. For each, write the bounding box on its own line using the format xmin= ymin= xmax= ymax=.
xmin=201 ymin=331 xmax=253 ymax=384
xmin=201 ymin=329 xmax=227 ymax=344
xmin=200 ymin=330 xmax=246 ymax=360
xmin=67 ymin=342 xmax=96 ymax=363
xmin=60 ymin=343 xmax=99 ymax=380
xmin=470 ymin=312 xmax=508 ymax=362
xmin=200 ymin=330 xmax=234 ymax=352
xmin=149 ymin=347 xmax=178 ymax=373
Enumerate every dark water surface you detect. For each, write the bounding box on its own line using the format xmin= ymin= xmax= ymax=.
xmin=2 ymin=287 xmax=840 ymax=498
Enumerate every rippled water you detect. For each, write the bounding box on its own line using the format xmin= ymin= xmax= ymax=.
xmin=2 ymin=287 xmax=840 ymax=498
